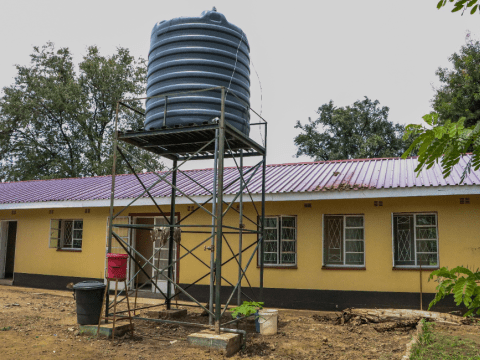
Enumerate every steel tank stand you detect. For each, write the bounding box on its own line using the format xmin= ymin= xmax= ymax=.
xmin=106 ymin=86 xmax=268 ymax=335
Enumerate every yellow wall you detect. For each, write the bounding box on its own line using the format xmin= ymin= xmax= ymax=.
xmin=1 ymin=194 xmax=479 ymax=294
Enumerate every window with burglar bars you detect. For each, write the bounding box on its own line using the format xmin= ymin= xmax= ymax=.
xmin=323 ymin=215 xmax=364 ymax=267
xmin=49 ymin=219 xmax=83 ymax=250
xmin=259 ymin=216 xmax=297 ymax=266
xmin=393 ymin=213 xmax=438 ymax=267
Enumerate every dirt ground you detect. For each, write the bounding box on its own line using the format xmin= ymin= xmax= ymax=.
xmin=0 ymin=285 xmax=448 ymax=359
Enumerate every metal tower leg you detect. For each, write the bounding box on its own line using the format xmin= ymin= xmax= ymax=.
xmin=237 ymin=150 xmax=243 ymax=306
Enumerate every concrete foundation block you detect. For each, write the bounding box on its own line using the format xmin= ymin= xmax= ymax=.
xmin=146 ymin=308 xmax=187 ymax=319
xmin=187 ymin=329 xmax=242 ymax=357
xmin=79 ymin=322 xmax=133 ymax=338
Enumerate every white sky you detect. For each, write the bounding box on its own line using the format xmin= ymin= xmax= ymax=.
xmin=1 ymin=0 xmax=479 ymax=171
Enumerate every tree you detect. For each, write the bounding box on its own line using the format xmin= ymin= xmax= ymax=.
xmin=436 ymin=0 xmax=480 ymax=15
xmin=403 ymin=40 xmax=480 ymax=180
xmin=0 ymin=42 xmax=162 ymax=182
xmin=294 ymin=97 xmax=413 ymax=161
xmin=432 ymin=39 xmax=480 ymax=128
xmin=402 ymin=40 xmax=480 ymax=318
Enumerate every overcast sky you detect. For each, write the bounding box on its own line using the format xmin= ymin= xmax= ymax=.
xmin=1 ymin=1 xmax=479 ymax=170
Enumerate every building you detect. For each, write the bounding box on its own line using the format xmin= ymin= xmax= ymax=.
xmin=1 ymin=155 xmax=479 ymax=311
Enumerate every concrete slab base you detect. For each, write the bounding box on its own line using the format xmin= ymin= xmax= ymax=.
xmin=79 ymin=321 xmax=133 ymax=338
xmin=0 ymin=279 xmax=13 ymax=286
xmin=146 ymin=308 xmax=187 ymax=319
xmin=187 ymin=329 xmax=242 ymax=357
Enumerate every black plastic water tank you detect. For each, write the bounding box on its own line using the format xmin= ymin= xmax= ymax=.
xmin=73 ymin=281 xmax=106 ymax=325
xmin=145 ymin=8 xmax=250 ymax=136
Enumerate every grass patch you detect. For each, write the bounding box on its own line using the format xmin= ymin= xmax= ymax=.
xmin=410 ymin=320 xmax=480 ymax=360
xmin=1 ymin=326 xmax=12 ymax=331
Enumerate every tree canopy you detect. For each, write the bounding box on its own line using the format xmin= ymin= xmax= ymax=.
xmin=294 ymin=97 xmax=413 ymax=161
xmin=403 ymin=40 xmax=480 ymax=180
xmin=432 ymin=40 xmax=480 ymax=128
xmin=0 ymin=42 xmax=162 ymax=182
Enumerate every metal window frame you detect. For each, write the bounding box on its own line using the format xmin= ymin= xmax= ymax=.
xmin=392 ymin=212 xmax=439 ymax=268
xmin=262 ymin=216 xmax=279 ymax=265
xmin=280 ymin=215 xmax=297 ymax=266
xmin=49 ymin=219 xmax=61 ymax=249
xmin=322 ymin=214 xmax=365 ymax=268
xmin=50 ymin=218 xmax=83 ymax=250
xmin=258 ymin=215 xmax=297 ymax=267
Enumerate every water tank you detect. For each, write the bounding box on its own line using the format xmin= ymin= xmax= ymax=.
xmin=145 ymin=9 xmax=250 ymax=136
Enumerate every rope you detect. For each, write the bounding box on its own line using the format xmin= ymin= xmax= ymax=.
xmin=251 ymin=58 xmax=265 ymax=146
xmin=226 ymin=30 xmax=245 ymax=96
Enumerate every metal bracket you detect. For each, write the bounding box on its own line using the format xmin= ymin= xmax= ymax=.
xmin=204 ymin=245 xmax=215 ymax=252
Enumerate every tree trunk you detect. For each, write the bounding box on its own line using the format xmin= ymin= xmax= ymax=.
xmin=341 ymin=308 xmax=470 ymax=326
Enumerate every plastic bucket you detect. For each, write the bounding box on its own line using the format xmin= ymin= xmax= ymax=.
xmin=258 ymin=309 xmax=278 ymax=335
xmin=72 ymin=281 xmax=106 ymax=325
xmin=107 ymin=253 xmax=128 ymax=279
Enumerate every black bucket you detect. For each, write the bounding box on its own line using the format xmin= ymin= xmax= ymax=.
xmin=72 ymin=281 xmax=106 ymax=325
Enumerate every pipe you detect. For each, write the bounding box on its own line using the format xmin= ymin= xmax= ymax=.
xmin=420 ymin=264 xmax=423 ymax=311
xmin=209 ymin=128 xmax=219 ymax=325
xmin=238 ymin=150 xmax=243 ymax=308
xmin=167 ymin=159 xmax=178 ymax=309
xmin=214 ymin=87 xmax=226 ymax=333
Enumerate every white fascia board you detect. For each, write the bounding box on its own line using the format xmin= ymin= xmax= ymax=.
xmin=0 ymin=185 xmax=479 ymax=210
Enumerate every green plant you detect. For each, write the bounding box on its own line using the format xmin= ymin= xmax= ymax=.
xmin=428 ymin=266 xmax=480 ymax=316
xmin=1 ymin=326 xmax=11 ymax=331
xmin=418 ymin=320 xmax=434 ymax=346
xmin=231 ymin=301 xmax=264 ymax=319
xmin=409 ymin=321 xmax=480 ymax=360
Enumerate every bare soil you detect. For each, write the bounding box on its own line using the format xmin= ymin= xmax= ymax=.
xmin=0 ymin=285 xmax=436 ymax=359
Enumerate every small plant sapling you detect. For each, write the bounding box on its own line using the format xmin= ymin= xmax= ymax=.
xmin=231 ymin=301 xmax=264 ymax=319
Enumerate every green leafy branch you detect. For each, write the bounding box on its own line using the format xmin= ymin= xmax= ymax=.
xmin=402 ymin=112 xmax=480 ymax=182
xmin=428 ymin=266 xmax=480 ymax=316
xmin=437 ymin=0 xmax=480 ymax=15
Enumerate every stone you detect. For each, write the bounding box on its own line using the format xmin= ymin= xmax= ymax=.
xmin=78 ymin=322 xmax=133 ymax=339
xmin=187 ymin=329 xmax=242 ymax=357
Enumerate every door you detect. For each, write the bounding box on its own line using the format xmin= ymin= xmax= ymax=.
xmin=105 ymin=216 xmax=132 ymax=290
xmin=0 ymin=221 xmax=8 ymax=279
xmin=152 ymin=216 xmax=178 ymax=296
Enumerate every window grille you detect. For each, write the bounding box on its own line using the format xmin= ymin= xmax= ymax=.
xmin=323 ymin=215 xmax=365 ymax=266
xmin=393 ymin=213 xmax=438 ymax=267
xmin=50 ymin=219 xmax=83 ymax=249
xmin=259 ymin=216 xmax=297 ymax=266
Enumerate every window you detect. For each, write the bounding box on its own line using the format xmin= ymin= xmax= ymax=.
xmin=393 ymin=213 xmax=438 ymax=267
xmin=323 ymin=215 xmax=365 ymax=267
xmin=259 ymin=216 xmax=296 ymax=266
xmin=50 ymin=219 xmax=83 ymax=250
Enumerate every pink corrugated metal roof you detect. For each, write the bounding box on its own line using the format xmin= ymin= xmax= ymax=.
xmin=1 ymin=155 xmax=479 ymax=205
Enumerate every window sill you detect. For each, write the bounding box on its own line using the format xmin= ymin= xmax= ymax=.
xmin=257 ymin=265 xmax=297 ymax=269
xmin=322 ymin=266 xmax=366 ymax=270
xmin=56 ymin=248 xmax=82 ymax=252
xmin=392 ymin=267 xmax=439 ymax=271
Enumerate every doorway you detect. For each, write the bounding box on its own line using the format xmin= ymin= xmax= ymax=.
xmin=0 ymin=221 xmax=17 ymax=281
xmin=132 ymin=216 xmax=179 ymax=296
